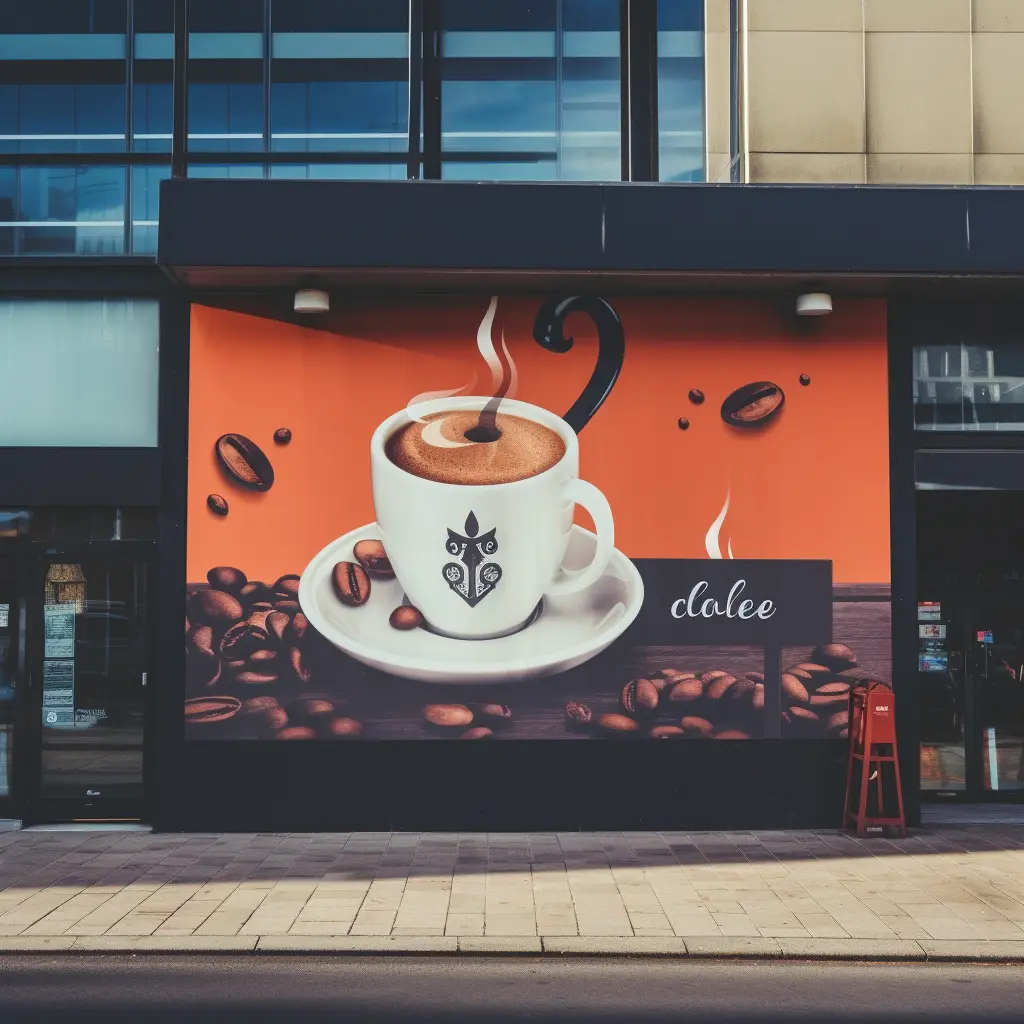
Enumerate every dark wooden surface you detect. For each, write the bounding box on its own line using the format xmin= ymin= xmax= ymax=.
xmin=187 ymin=588 xmax=893 ymax=743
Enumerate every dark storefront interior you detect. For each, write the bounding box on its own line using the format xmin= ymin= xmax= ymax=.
xmin=919 ymin=490 xmax=1024 ymax=799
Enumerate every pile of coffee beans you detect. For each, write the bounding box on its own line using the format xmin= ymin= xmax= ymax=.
xmin=561 ymin=642 xmax=877 ymax=740
xmin=420 ymin=702 xmax=513 ymax=739
xmin=185 ymin=565 xmax=362 ymax=739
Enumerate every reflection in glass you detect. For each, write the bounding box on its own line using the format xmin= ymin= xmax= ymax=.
xmin=268 ymin=164 xmax=407 ymax=180
xmin=270 ymin=0 xmax=408 ymax=156
xmin=657 ymin=0 xmax=704 ymax=182
xmin=0 ymin=0 xmax=127 ymax=154
xmin=133 ymin=0 xmax=173 ymax=153
xmin=131 ymin=164 xmax=168 ymax=254
xmin=187 ymin=0 xmax=264 ymax=151
xmin=915 ymin=343 xmax=1024 ymax=431
xmin=440 ymin=0 xmax=620 ymax=181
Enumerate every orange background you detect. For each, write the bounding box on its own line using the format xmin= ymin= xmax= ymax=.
xmin=187 ymin=298 xmax=890 ymax=585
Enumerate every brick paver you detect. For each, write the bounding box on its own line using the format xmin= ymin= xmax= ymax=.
xmin=2 ymin=826 xmax=1024 ymax=944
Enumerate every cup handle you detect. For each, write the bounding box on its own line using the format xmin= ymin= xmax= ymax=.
xmin=544 ymin=479 xmax=615 ymax=597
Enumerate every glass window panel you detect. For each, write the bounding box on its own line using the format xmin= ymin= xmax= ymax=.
xmin=269 ymin=0 xmax=408 ymax=155
xmin=0 ymin=167 xmax=15 ymax=254
xmin=131 ymin=163 xmax=168 ymax=254
xmin=268 ymin=162 xmax=406 ymax=180
xmin=13 ymin=166 xmax=124 ymax=255
xmin=0 ymin=1 xmax=127 ymax=154
xmin=187 ymin=163 xmax=265 ymax=178
xmin=133 ymin=0 xmax=173 ymax=152
xmin=658 ymin=0 xmax=705 ymax=182
xmin=188 ymin=0 xmax=265 ymax=150
xmin=440 ymin=0 xmax=619 ymax=182
xmin=915 ymin=342 xmax=1024 ymax=432
xmin=0 ymin=300 xmax=159 ymax=446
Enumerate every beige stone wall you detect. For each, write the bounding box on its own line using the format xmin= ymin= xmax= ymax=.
xmin=740 ymin=0 xmax=1024 ymax=184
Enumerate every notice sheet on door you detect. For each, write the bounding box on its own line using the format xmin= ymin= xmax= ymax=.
xmin=42 ymin=658 xmax=74 ymax=726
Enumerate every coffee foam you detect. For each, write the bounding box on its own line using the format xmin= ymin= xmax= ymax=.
xmin=386 ymin=410 xmax=566 ymax=485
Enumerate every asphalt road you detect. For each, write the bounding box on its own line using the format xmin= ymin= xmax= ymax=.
xmin=1 ymin=955 xmax=1022 ymax=1022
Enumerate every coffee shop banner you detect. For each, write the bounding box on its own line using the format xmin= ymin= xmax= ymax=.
xmin=185 ymin=296 xmax=891 ymax=742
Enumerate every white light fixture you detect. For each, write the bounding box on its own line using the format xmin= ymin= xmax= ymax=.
xmin=796 ymin=291 xmax=832 ymax=317
xmin=294 ymin=288 xmax=329 ymax=314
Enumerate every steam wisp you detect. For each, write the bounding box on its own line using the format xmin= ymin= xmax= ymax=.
xmin=706 ymin=486 xmax=737 ymax=560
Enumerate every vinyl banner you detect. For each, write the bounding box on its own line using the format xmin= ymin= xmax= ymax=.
xmin=185 ymin=296 xmax=891 ymax=741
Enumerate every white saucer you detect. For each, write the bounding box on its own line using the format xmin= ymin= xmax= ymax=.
xmin=298 ymin=523 xmax=644 ymax=684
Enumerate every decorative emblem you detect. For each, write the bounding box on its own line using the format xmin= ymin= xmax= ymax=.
xmin=443 ymin=511 xmax=502 ymax=607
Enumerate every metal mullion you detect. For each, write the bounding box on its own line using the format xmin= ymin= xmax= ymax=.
xmin=422 ymin=0 xmax=441 ymax=180
xmin=0 ymin=154 xmax=168 ymax=167
xmin=263 ymin=0 xmax=272 ymax=172
xmin=407 ymin=0 xmax=424 ymax=179
xmin=171 ymin=0 xmax=189 ymax=177
xmin=125 ymin=0 xmax=135 ymax=253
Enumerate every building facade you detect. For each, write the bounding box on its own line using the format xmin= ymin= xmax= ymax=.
xmin=0 ymin=0 xmax=1022 ymax=830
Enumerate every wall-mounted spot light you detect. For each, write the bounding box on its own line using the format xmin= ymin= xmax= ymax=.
xmin=796 ymin=291 xmax=832 ymax=317
xmin=294 ymin=289 xmax=330 ymax=314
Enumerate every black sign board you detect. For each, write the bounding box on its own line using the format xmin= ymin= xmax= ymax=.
xmin=627 ymin=559 xmax=833 ymax=647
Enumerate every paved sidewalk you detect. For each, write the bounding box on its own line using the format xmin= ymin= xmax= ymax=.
xmin=3 ymin=826 xmax=1024 ymax=959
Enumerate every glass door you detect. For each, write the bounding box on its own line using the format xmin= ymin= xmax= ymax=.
xmin=0 ymin=552 xmax=22 ymax=818
xmin=28 ymin=548 xmax=151 ymax=823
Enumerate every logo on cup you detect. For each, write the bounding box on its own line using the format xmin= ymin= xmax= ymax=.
xmin=443 ymin=511 xmax=502 ymax=608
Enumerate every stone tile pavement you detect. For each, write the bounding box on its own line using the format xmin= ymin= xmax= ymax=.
xmin=3 ymin=826 xmax=1024 ymax=957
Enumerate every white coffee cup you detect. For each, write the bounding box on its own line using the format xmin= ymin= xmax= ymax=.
xmin=370 ymin=396 xmax=615 ymax=640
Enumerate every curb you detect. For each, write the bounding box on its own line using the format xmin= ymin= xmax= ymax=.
xmin=1 ymin=936 xmax=1024 ymax=962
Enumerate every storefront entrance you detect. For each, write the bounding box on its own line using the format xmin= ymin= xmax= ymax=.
xmin=0 ymin=509 xmax=155 ymax=825
xmin=918 ymin=491 xmax=1024 ymax=799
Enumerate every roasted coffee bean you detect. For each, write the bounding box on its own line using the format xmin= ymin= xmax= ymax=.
xmin=816 ymin=681 xmax=851 ymax=696
xmin=266 ymin=611 xmax=289 ymax=644
xmin=786 ymin=668 xmax=814 ymax=685
xmin=827 ymin=709 xmax=850 ymax=733
xmin=287 ymin=612 xmax=309 ymax=643
xmin=792 ymin=662 xmax=832 ymax=680
xmin=251 ymin=601 xmax=274 ymax=612
xmin=752 ymin=683 xmax=765 ymax=711
xmin=332 ymin=561 xmax=370 ymax=606
xmin=728 ymin=678 xmax=756 ymax=703
xmin=247 ymin=649 xmax=278 ymax=665
xmin=239 ymin=582 xmax=277 ymax=606
xmin=621 ymin=678 xmax=659 ymax=715
xmin=667 ymin=678 xmax=703 ymax=703
xmin=679 ymin=716 xmax=714 ymax=738
xmin=208 ymin=566 xmax=247 ymax=594
xmin=219 ymin=621 xmax=270 ymax=659
xmin=274 ymin=599 xmax=300 ymax=615
xmin=273 ymin=427 xmax=292 ymax=445
xmin=260 ymin=708 xmax=289 ymax=732
xmin=328 ymin=717 xmax=363 ymax=738
xmin=721 ymin=381 xmax=784 ymax=428
xmin=185 ymin=695 xmax=240 ymax=724
xmin=461 ymin=727 xmax=493 ymax=740
xmin=677 ymin=418 xmax=690 ymax=431
xmin=714 ymin=729 xmax=751 ymax=740
xmin=187 ymin=649 xmax=221 ymax=688
xmin=390 ymin=605 xmax=424 ymax=631
xmin=187 ymin=625 xmax=215 ymax=658
xmin=701 ymin=670 xmax=731 ymax=685
xmin=656 ymin=668 xmax=696 ymax=682
xmin=354 ymin=539 xmax=395 ymax=579
xmin=188 ymin=589 xmax=244 ymax=626
xmin=688 ymin=388 xmax=705 ymax=405
xmin=214 ymin=433 xmax=275 ymax=491
xmin=650 ymin=725 xmax=685 ymax=739
xmin=810 ymin=693 xmax=848 ymax=708
xmin=564 ymin=701 xmax=592 ymax=729
xmin=469 ymin=703 xmax=512 ymax=726
xmin=277 ymin=727 xmax=316 ymax=741
xmin=837 ymin=667 xmax=876 ymax=682
xmin=423 ymin=704 xmax=474 ymax=728
xmin=781 ymin=672 xmax=810 ymax=705
xmin=799 ymin=374 xmax=811 ymax=386
xmin=288 ymin=698 xmax=334 ymax=725
xmin=234 ymin=671 xmax=278 ymax=686
xmin=207 ymin=494 xmax=229 ymax=517
xmin=597 ymin=713 xmax=640 ymax=735
xmin=745 ymin=671 xmax=765 ymax=683
xmin=274 ymin=574 xmax=300 ymax=598
xmin=788 ymin=706 xmax=820 ymax=724
xmin=242 ymin=696 xmax=279 ymax=714
xmin=705 ymin=674 xmax=738 ymax=700
xmin=811 ymin=643 xmax=857 ymax=671
xmin=289 ymin=646 xmax=312 ymax=684
xmin=224 ymin=659 xmax=246 ymax=670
